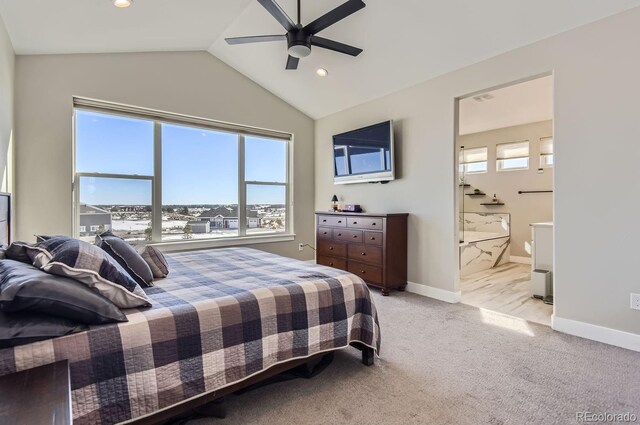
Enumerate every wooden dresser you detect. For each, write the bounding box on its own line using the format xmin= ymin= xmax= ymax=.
xmin=315 ymin=211 xmax=408 ymax=295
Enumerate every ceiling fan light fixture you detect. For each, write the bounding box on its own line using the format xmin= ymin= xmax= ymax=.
xmin=288 ymin=44 xmax=311 ymax=58
xmin=113 ymin=0 xmax=133 ymax=8
xmin=316 ymin=68 xmax=328 ymax=77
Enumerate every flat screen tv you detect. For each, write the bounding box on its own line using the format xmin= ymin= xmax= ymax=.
xmin=333 ymin=120 xmax=395 ymax=184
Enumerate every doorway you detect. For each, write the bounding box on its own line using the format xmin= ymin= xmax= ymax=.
xmin=455 ymin=75 xmax=554 ymax=326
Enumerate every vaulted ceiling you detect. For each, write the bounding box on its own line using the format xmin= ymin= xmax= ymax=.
xmin=1 ymin=0 xmax=639 ymax=118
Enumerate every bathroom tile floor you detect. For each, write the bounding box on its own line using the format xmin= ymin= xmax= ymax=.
xmin=460 ymin=262 xmax=553 ymax=326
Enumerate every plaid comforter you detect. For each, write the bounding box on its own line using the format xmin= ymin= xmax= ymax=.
xmin=0 ymin=247 xmax=380 ymax=424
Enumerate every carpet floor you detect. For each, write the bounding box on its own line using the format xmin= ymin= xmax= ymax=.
xmin=189 ymin=292 xmax=640 ymax=425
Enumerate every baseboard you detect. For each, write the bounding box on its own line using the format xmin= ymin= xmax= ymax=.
xmin=552 ymin=315 xmax=640 ymax=352
xmin=510 ymin=255 xmax=532 ymax=265
xmin=406 ymin=281 xmax=461 ymax=304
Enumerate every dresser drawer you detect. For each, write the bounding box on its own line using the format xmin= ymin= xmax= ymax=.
xmin=316 ymin=255 xmax=346 ymax=270
xmin=364 ymin=231 xmax=383 ymax=246
xmin=317 ymin=215 xmax=347 ymax=227
xmin=348 ymin=244 xmax=383 ymax=265
xmin=348 ymin=261 xmax=383 ymax=284
xmin=317 ymin=240 xmax=347 ymax=257
xmin=317 ymin=226 xmax=333 ymax=239
xmin=347 ymin=217 xmax=384 ymax=230
xmin=333 ymin=229 xmax=363 ymax=243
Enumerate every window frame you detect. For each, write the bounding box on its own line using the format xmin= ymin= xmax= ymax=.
xmin=72 ymin=99 xmax=294 ymax=248
xmin=539 ymin=136 xmax=554 ymax=169
xmin=496 ymin=140 xmax=530 ymax=172
xmin=459 ymin=146 xmax=488 ymax=174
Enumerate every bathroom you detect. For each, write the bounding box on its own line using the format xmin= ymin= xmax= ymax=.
xmin=456 ymin=76 xmax=554 ymax=325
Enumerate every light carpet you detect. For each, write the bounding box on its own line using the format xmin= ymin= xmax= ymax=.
xmin=189 ymin=292 xmax=640 ymax=425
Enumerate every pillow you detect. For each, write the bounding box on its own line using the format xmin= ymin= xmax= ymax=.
xmin=0 ymin=310 xmax=87 ymax=348
xmin=5 ymin=241 xmax=34 ymax=264
xmin=26 ymin=236 xmax=152 ymax=309
xmin=135 ymin=245 xmax=169 ymax=279
xmin=0 ymin=260 xmax=127 ymax=325
xmin=95 ymin=231 xmax=154 ymax=287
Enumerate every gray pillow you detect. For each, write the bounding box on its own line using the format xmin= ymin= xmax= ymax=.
xmin=95 ymin=231 xmax=154 ymax=287
xmin=135 ymin=245 xmax=169 ymax=279
xmin=5 ymin=241 xmax=34 ymax=264
xmin=0 ymin=260 xmax=127 ymax=325
xmin=0 ymin=310 xmax=87 ymax=348
xmin=26 ymin=236 xmax=152 ymax=309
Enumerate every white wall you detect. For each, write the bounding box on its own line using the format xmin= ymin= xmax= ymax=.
xmin=0 ymin=15 xmax=13 ymax=197
xmin=315 ymin=8 xmax=640 ymax=336
xmin=14 ymin=51 xmax=315 ymax=260
xmin=458 ymin=120 xmax=554 ymax=257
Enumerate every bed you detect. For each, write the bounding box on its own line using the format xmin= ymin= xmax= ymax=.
xmin=0 ymin=238 xmax=380 ymax=424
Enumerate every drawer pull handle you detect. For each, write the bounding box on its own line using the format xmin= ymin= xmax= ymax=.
xmin=322 ymin=219 xmax=327 ymax=222
xmin=352 ymin=235 xmax=358 ymax=238
xmin=329 ymin=247 xmax=334 ymax=250
xmin=338 ymin=220 xmax=342 ymax=223
xmin=353 ymin=221 xmax=358 ymax=224
xmin=337 ymin=233 xmax=342 ymax=236
xmin=372 ymin=223 xmax=377 ymax=226
xmin=329 ymin=263 xmax=334 ymax=266
xmin=361 ymin=252 xmax=366 ymax=256
xmin=361 ymin=270 xmax=366 ymax=274
xmin=323 ymin=232 xmax=328 ymax=235
xmin=370 ymin=237 xmax=375 ymax=240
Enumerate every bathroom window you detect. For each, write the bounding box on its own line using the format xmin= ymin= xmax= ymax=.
xmin=539 ymin=137 xmax=553 ymax=168
xmin=496 ymin=141 xmax=529 ymax=171
xmin=459 ymin=147 xmax=488 ymax=174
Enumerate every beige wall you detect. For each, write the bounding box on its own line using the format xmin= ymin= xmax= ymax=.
xmin=458 ymin=120 xmax=553 ymax=257
xmin=316 ymin=8 xmax=640 ymax=336
xmin=0 ymin=16 xmax=14 ymax=198
xmin=14 ymin=51 xmax=315 ymax=260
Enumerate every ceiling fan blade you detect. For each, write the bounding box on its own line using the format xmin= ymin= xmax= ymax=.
xmin=303 ymin=0 xmax=366 ymax=35
xmin=258 ymin=0 xmax=296 ymax=32
xmin=225 ymin=35 xmax=286 ymax=45
xmin=311 ymin=36 xmax=363 ymax=56
xmin=286 ymin=55 xmax=299 ymax=70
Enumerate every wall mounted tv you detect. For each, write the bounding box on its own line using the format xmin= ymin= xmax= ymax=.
xmin=333 ymin=120 xmax=395 ymax=184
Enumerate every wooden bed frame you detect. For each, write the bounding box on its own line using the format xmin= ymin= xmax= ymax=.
xmin=131 ymin=344 xmax=374 ymax=424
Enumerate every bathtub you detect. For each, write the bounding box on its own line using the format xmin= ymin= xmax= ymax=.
xmin=459 ymin=213 xmax=510 ymax=276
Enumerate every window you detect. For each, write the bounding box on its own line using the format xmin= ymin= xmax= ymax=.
xmin=459 ymin=147 xmax=488 ymax=174
xmin=73 ymin=100 xmax=291 ymax=244
xmin=496 ymin=141 xmax=529 ymax=171
xmin=539 ymin=137 xmax=553 ymax=168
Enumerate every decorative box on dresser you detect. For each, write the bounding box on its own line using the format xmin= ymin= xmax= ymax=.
xmin=315 ymin=211 xmax=408 ymax=295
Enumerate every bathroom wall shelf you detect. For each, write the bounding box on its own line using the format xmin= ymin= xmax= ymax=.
xmin=465 ymin=192 xmax=486 ymax=196
xmin=480 ymin=202 xmax=505 ymax=206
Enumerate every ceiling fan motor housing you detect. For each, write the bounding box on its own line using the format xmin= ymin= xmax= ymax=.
xmin=287 ymin=29 xmax=311 ymax=58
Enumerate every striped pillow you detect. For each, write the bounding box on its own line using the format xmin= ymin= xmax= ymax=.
xmin=27 ymin=236 xmax=151 ymax=309
xmin=135 ymin=245 xmax=169 ymax=279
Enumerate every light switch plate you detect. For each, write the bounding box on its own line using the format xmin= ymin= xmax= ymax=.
xmin=631 ymin=293 xmax=640 ymax=311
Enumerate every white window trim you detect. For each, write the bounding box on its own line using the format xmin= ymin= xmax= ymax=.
xmin=72 ymin=99 xmax=294 ymax=248
xmin=460 ymin=146 xmax=488 ymax=174
xmin=539 ymin=136 xmax=554 ymax=169
xmin=496 ymin=140 xmax=530 ymax=172
xmin=496 ymin=158 xmax=530 ymax=172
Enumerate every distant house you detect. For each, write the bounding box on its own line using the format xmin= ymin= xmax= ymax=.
xmin=79 ymin=204 xmax=112 ymax=235
xmin=198 ymin=206 xmax=260 ymax=229
xmin=186 ymin=220 xmax=210 ymax=234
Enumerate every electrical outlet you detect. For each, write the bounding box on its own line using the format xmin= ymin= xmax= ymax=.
xmin=631 ymin=293 xmax=640 ymax=311
xmin=298 ymin=243 xmax=304 ymax=252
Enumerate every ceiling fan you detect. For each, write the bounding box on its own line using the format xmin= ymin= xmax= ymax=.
xmin=225 ymin=0 xmax=366 ymax=70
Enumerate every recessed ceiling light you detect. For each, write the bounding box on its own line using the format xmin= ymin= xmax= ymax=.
xmin=113 ymin=0 xmax=133 ymax=8
xmin=316 ymin=68 xmax=329 ymax=77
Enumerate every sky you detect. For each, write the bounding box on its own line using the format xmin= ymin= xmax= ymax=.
xmin=76 ymin=111 xmax=287 ymax=205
